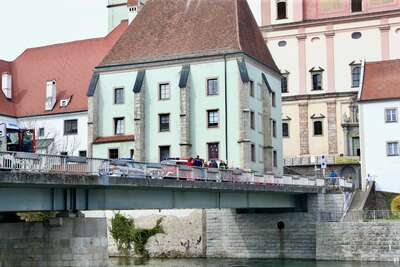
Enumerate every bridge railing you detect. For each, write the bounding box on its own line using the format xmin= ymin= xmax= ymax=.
xmin=284 ymin=155 xmax=360 ymax=166
xmin=0 ymin=151 xmax=353 ymax=188
xmin=319 ymin=210 xmax=400 ymax=222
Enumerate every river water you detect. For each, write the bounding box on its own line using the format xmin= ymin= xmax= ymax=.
xmin=109 ymin=258 xmax=400 ymax=267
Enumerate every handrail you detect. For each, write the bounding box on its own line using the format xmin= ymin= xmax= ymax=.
xmin=0 ymin=151 xmax=351 ymax=189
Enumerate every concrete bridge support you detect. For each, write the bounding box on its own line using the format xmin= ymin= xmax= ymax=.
xmin=0 ymin=217 xmax=108 ymax=267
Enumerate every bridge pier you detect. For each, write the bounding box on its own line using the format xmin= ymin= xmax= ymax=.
xmin=0 ymin=217 xmax=108 ymax=267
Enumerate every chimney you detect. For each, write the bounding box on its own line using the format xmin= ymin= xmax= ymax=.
xmin=1 ymin=72 xmax=12 ymax=99
xmin=127 ymin=0 xmax=144 ymax=24
xmin=45 ymin=80 xmax=57 ymax=111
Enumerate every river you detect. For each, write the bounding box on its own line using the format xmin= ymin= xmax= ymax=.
xmin=109 ymin=258 xmax=400 ymax=267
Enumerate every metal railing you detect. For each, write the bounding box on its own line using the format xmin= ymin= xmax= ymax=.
xmin=0 ymin=151 xmax=352 ymax=188
xmin=284 ymin=155 xmax=360 ymax=166
xmin=319 ymin=210 xmax=400 ymax=222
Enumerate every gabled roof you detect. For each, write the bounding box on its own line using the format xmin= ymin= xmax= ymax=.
xmin=0 ymin=21 xmax=128 ymax=117
xmin=360 ymin=59 xmax=400 ymax=102
xmin=100 ymin=0 xmax=278 ymax=72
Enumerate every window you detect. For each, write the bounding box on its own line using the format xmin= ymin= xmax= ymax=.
xmin=159 ymin=114 xmax=170 ymax=132
xmin=387 ymin=142 xmax=399 ymax=156
xmin=207 ymin=78 xmax=218 ymax=96
xmin=311 ymin=72 xmax=322 ymax=91
xmin=351 ymin=0 xmax=362 ymax=12
xmin=114 ymin=117 xmax=125 ymax=135
xmin=271 ymin=91 xmax=276 ymax=107
xmin=64 ymin=119 xmax=78 ymax=135
xmin=277 ymin=1 xmax=287 ymax=20
xmin=159 ymin=146 xmax=170 ymax=161
xmin=313 ymin=121 xmax=323 ymax=136
xmin=159 ymin=83 xmax=170 ymax=100
xmin=251 ymin=144 xmax=256 ymax=162
xmin=208 ymin=143 xmax=219 ymax=160
xmin=250 ymin=111 xmax=255 ymax=130
xmin=351 ymin=32 xmax=362 ymax=39
xmin=282 ymin=122 xmax=289 ymax=137
xmin=79 ymin=150 xmax=87 ymax=157
xmin=109 ymin=149 xmax=119 ymax=159
xmin=278 ymin=40 xmax=287 ymax=47
xmin=281 ymin=75 xmax=288 ymax=93
xmin=114 ymin=88 xmax=124 ymax=104
xmin=60 ymin=152 xmax=68 ymax=156
xmin=130 ymin=149 xmax=134 ymax=159
xmin=207 ymin=110 xmax=219 ymax=128
xmin=273 ymin=150 xmax=278 ymax=167
xmin=351 ymin=65 xmax=361 ymax=88
xmin=385 ymin=108 xmax=398 ymax=123
xmin=272 ymin=120 xmax=277 ymax=138
xmin=250 ymin=80 xmax=254 ymax=97
xmin=38 ymin=127 xmax=45 ymax=137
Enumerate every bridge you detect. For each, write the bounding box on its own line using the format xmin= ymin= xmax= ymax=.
xmin=0 ymin=151 xmax=352 ymax=212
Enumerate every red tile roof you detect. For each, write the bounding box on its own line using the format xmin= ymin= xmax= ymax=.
xmin=127 ymin=0 xmax=138 ymax=6
xmin=360 ymin=59 xmax=400 ymax=102
xmin=94 ymin=135 xmax=135 ymax=144
xmin=0 ymin=21 xmax=128 ymax=117
xmin=100 ymin=0 xmax=278 ymax=72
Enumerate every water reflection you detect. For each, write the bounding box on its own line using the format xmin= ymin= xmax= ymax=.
xmin=109 ymin=258 xmax=400 ymax=267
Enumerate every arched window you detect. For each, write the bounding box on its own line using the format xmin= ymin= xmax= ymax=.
xmin=351 ymin=64 xmax=361 ymax=87
xmin=313 ymin=121 xmax=323 ymax=136
xmin=351 ymin=0 xmax=362 ymax=13
xmin=277 ymin=1 xmax=287 ymax=20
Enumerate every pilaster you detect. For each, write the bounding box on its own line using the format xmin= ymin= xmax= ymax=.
xmin=134 ymin=82 xmax=145 ymax=162
xmin=87 ymin=95 xmax=98 ymax=158
xmin=297 ymin=33 xmax=307 ymax=95
xmin=327 ymin=100 xmax=338 ymax=154
xmin=262 ymin=84 xmax=273 ymax=173
xmin=299 ymin=102 xmax=309 ymax=155
xmin=238 ymin=81 xmax=251 ymax=170
xmin=180 ymin=82 xmax=191 ymax=158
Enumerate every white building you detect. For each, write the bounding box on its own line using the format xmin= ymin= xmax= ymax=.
xmin=359 ymin=59 xmax=400 ymax=193
xmin=0 ymin=23 xmax=127 ymax=156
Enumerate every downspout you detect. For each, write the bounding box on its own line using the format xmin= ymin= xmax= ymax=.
xmin=224 ymin=55 xmax=228 ymax=164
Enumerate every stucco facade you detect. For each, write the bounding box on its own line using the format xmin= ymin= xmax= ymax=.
xmin=256 ymin=1 xmax=400 ymax=163
xmin=90 ymin=57 xmax=283 ymax=175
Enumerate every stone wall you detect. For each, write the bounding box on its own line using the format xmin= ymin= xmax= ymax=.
xmin=85 ymin=209 xmax=205 ymax=258
xmin=317 ymin=221 xmax=400 ymax=262
xmin=0 ymin=217 xmax=108 ymax=267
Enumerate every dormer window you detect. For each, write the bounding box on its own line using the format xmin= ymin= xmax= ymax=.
xmin=351 ymin=0 xmax=362 ymax=12
xmin=1 ymin=72 xmax=12 ymax=99
xmin=277 ymin=0 xmax=287 ymax=20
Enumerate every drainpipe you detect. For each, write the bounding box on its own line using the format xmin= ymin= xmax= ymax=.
xmin=224 ymin=55 xmax=228 ymax=164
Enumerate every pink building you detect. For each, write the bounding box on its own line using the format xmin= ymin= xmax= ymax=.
xmin=257 ymin=0 xmax=400 ymax=179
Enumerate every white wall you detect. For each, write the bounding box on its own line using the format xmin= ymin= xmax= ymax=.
xmin=360 ymin=100 xmax=400 ymax=193
xmin=17 ymin=112 xmax=88 ymax=156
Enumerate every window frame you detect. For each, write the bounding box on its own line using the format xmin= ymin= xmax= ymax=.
xmin=311 ymin=71 xmax=323 ymax=91
xmin=206 ymin=78 xmax=219 ymax=96
xmin=249 ymin=80 xmax=255 ymax=97
xmin=159 ymin=145 xmax=170 ymax=162
xmin=251 ymin=143 xmax=256 ymax=162
xmin=79 ymin=150 xmax=87 ymax=158
xmin=114 ymin=87 xmax=125 ymax=104
xmin=158 ymin=82 xmax=171 ymax=100
xmin=281 ymin=75 xmax=288 ymax=93
xmin=272 ymin=119 xmax=277 ymax=138
xmin=207 ymin=142 xmax=219 ymax=161
xmin=351 ymin=64 xmax=361 ymax=88
xmin=385 ymin=108 xmax=398 ymax=123
xmin=108 ymin=148 xmax=119 ymax=159
xmin=273 ymin=150 xmax=278 ymax=167
xmin=351 ymin=0 xmax=362 ymax=13
xmin=38 ymin=127 xmax=45 ymax=137
xmin=113 ymin=117 xmax=125 ymax=135
xmin=282 ymin=122 xmax=289 ymax=138
xmin=159 ymin=113 xmax=170 ymax=132
xmin=64 ymin=119 xmax=78 ymax=136
xmin=250 ymin=111 xmax=255 ymax=130
xmin=313 ymin=120 xmax=324 ymax=136
xmin=387 ymin=141 xmax=399 ymax=157
xmin=207 ymin=109 xmax=219 ymax=128
xmin=276 ymin=0 xmax=287 ymax=20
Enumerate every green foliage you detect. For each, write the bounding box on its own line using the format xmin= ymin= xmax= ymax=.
xmin=17 ymin=212 xmax=58 ymax=222
xmin=110 ymin=213 xmax=164 ymax=258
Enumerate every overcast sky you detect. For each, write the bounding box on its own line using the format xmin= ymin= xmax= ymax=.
xmin=0 ymin=0 xmax=261 ymax=61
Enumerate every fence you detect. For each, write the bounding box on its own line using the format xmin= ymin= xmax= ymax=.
xmin=0 ymin=151 xmax=352 ymax=188
xmin=319 ymin=210 xmax=400 ymax=222
xmin=284 ymin=155 xmax=360 ymax=167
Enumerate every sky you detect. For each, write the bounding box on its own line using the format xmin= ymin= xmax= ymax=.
xmin=0 ymin=0 xmax=261 ymax=61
